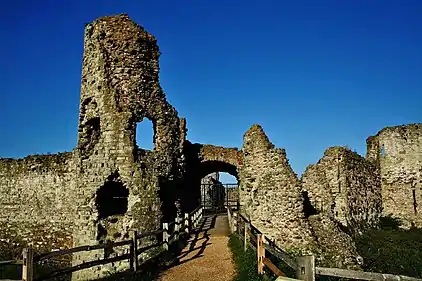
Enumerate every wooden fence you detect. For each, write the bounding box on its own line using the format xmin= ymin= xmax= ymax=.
xmin=0 ymin=206 xmax=204 ymax=281
xmin=227 ymin=206 xmax=422 ymax=281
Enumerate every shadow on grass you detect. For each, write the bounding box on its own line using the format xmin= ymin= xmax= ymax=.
xmin=355 ymin=216 xmax=422 ymax=278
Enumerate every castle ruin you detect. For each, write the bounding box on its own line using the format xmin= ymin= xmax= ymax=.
xmin=0 ymin=14 xmax=421 ymax=280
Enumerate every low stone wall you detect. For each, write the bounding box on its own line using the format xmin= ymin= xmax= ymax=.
xmin=0 ymin=152 xmax=76 ymax=253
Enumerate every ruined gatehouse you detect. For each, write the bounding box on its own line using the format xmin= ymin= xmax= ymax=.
xmin=0 ymin=14 xmax=421 ymax=280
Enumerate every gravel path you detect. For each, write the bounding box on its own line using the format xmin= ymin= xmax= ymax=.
xmin=158 ymin=214 xmax=236 ymax=281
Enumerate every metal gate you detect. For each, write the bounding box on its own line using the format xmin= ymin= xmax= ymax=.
xmin=200 ymin=183 xmax=239 ymax=213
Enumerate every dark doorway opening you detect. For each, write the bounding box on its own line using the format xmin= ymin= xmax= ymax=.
xmin=302 ymin=191 xmax=318 ymax=218
xmin=96 ymin=173 xmax=129 ymax=219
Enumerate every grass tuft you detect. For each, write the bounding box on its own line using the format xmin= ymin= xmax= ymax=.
xmin=355 ymin=217 xmax=422 ymax=278
xmin=228 ymin=234 xmax=265 ymax=281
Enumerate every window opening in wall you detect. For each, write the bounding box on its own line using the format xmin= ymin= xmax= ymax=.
xmin=302 ymin=191 xmax=318 ymax=218
xmin=381 ymin=144 xmax=386 ymax=156
xmin=136 ymin=118 xmax=154 ymax=150
xmin=96 ymin=176 xmax=129 ymax=219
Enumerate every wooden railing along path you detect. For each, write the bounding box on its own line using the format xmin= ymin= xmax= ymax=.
xmin=227 ymin=206 xmax=422 ymax=281
xmin=0 ymin=206 xmax=204 ymax=281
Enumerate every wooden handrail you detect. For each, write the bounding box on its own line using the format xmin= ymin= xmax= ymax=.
xmin=0 ymin=260 xmax=22 ymax=265
xmin=228 ymin=209 xmax=422 ymax=281
xmin=237 ymin=212 xmax=249 ymax=223
xmin=263 ymin=257 xmax=287 ymax=277
xmin=190 ymin=206 xmax=201 ymax=216
xmin=135 ymin=229 xmax=163 ymax=239
xmin=136 ymin=241 xmax=164 ymax=255
xmin=34 ymin=239 xmax=131 ymax=262
xmin=1 ymin=207 xmax=205 ymax=280
xmin=263 ymin=242 xmax=298 ymax=270
xmin=167 ymin=221 xmax=176 ymax=230
xmin=34 ymin=253 xmax=131 ymax=281
xmin=235 ymin=211 xmax=297 ymax=270
xmin=316 ymin=267 xmax=422 ymax=281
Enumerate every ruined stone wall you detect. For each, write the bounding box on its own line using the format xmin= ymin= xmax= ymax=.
xmin=238 ymin=125 xmax=361 ymax=268
xmin=71 ymin=15 xmax=185 ymax=280
xmin=366 ymin=123 xmax=422 ymax=227
xmin=0 ymin=15 xmax=186 ymax=280
xmin=301 ymin=147 xmax=381 ymax=233
xmin=239 ymin=124 xmax=316 ymax=251
xmin=0 ymin=152 xmax=76 ymax=252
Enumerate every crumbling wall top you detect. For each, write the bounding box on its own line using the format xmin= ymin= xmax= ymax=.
xmin=199 ymin=144 xmax=243 ymax=167
xmin=372 ymin=123 xmax=421 ymax=137
xmin=242 ymin=124 xmax=274 ymax=153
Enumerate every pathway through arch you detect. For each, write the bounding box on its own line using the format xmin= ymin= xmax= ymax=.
xmin=158 ymin=214 xmax=236 ymax=281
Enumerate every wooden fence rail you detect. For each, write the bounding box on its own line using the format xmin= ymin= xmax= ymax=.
xmin=0 ymin=206 xmax=204 ymax=281
xmin=227 ymin=206 xmax=422 ymax=281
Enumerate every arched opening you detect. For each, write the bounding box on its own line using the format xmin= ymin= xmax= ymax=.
xmin=199 ymin=160 xmax=238 ymax=179
xmin=136 ymin=118 xmax=154 ymax=150
xmin=302 ymin=191 xmax=318 ymax=218
xmin=198 ymin=161 xmax=239 ymax=213
xmin=381 ymin=144 xmax=386 ymax=157
xmin=219 ymin=172 xmax=237 ymax=184
xmin=96 ymin=172 xmax=129 ymax=219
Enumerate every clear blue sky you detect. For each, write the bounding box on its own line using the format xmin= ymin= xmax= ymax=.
xmin=1 ymin=1 xmax=421 ymax=182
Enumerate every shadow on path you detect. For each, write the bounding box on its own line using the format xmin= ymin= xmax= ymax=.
xmin=158 ymin=214 xmax=235 ymax=281
xmin=173 ymin=215 xmax=217 ymax=264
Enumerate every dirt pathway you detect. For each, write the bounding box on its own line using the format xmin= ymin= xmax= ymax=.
xmin=157 ymin=214 xmax=236 ymax=281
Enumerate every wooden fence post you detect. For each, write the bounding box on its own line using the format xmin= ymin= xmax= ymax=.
xmin=257 ymin=234 xmax=265 ymax=275
xmin=244 ymin=220 xmax=250 ymax=252
xmin=227 ymin=208 xmax=232 ymax=232
xmin=199 ymin=207 xmax=203 ymax=221
xmin=163 ymin=223 xmax=169 ymax=251
xmin=296 ymin=256 xmax=315 ymax=281
xmin=22 ymin=248 xmax=33 ymax=281
xmin=233 ymin=212 xmax=238 ymax=233
xmin=175 ymin=217 xmax=180 ymax=241
xmin=184 ymin=213 xmax=189 ymax=234
xmin=132 ymin=230 xmax=138 ymax=272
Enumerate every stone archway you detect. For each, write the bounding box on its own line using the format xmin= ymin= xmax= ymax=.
xmin=198 ymin=160 xmax=239 ymax=212
xmin=199 ymin=160 xmax=238 ymax=179
xmin=183 ymin=142 xmax=243 ymax=212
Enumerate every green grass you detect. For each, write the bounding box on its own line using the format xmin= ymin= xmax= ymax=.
xmin=355 ymin=217 xmax=422 ymax=278
xmin=228 ymin=233 xmax=298 ymax=281
xmin=228 ymin=234 xmax=266 ymax=281
xmin=229 ymin=216 xmax=422 ymax=281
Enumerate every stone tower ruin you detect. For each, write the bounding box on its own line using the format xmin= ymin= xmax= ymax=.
xmin=71 ymin=15 xmax=187 ymax=279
